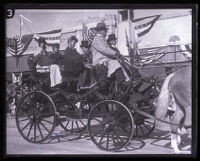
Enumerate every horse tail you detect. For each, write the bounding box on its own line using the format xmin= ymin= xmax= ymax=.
xmin=154 ymin=73 xmax=174 ymax=129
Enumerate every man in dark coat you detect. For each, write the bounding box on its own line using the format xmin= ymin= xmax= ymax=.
xmin=63 ymin=36 xmax=85 ymax=78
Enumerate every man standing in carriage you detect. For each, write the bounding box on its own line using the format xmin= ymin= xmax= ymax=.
xmin=91 ymin=22 xmax=130 ymax=91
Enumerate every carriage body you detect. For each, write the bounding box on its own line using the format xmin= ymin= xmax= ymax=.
xmin=14 ymin=55 xmax=162 ymax=151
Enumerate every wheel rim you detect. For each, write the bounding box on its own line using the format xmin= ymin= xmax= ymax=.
xmin=58 ymin=102 xmax=89 ymax=133
xmin=16 ymin=91 xmax=57 ymax=143
xmin=88 ymin=100 xmax=134 ymax=151
xmin=131 ymin=102 xmax=155 ymax=138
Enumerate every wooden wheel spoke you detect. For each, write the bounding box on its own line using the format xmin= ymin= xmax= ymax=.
xmin=65 ymin=121 xmax=70 ymax=129
xmin=18 ymin=117 xmax=30 ymax=122
xmin=34 ymin=122 xmax=37 ymax=141
xmin=39 ymin=121 xmax=50 ymax=133
xmin=41 ymin=118 xmax=53 ymax=124
xmin=91 ymin=117 xmax=103 ymax=124
xmin=37 ymin=123 xmax=44 ymax=139
xmin=98 ymin=131 xmax=106 ymax=144
xmin=106 ymin=134 xmax=109 ymax=148
xmin=71 ymin=121 xmax=74 ymax=133
xmin=27 ymin=121 xmax=34 ymax=138
xmin=79 ymin=120 xmax=86 ymax=127
xmin=115 ymin=133 xmax=126 ymax=143
xmin=20 ymin=121 xmax=31 ymax=132
xmin=139 ymin=125 xmax=145 ymax=135
xmin=75 ymin=121 xmax=80 ymax=130
xmin=145 ymin=120 xmax=154 ymax=125
xmin=111 ymin=134 xmax=117 ymax=147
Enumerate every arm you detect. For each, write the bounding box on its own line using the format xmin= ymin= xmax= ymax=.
xmin=92 ymin=37 xmax=116 ymax=58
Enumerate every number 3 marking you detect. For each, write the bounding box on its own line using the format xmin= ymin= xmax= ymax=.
xmin=7 ymin=9 xmax=13 ymax=18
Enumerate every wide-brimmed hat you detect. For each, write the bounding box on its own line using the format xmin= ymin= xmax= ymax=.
xmin=69 ymin=36 xmax=78 ymax=43
xmin=95 ymin=22 xmax=108 ymax=31
xmin=80 ymin=41 xmax=90 ymax=48
xmin=107 ymin=34 xmax=117 ymax=42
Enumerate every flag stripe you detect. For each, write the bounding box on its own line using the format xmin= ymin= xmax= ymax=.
xmin=37 ymin=29 xmax=62 ymax=35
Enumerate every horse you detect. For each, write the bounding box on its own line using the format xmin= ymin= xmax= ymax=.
xmin=155 ymin=65 xmax=192 ymax=153
xmin=6 ymin=72 xmax=23 ymax=115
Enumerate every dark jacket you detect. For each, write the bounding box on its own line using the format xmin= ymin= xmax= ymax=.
xmin=50 ymin=51 xmax=63 ymax=65
xmin=63 ymin=47 xmax=85 ymax=75
xmin=35 ymin=51 xmax=51 ymax=66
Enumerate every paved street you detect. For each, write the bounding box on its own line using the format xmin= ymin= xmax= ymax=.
xmin=6 ymin=115 xmax=191 ymax=155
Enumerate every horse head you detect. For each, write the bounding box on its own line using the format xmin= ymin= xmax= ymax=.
xmin=12 ymin=72 xmax=22 ymax=86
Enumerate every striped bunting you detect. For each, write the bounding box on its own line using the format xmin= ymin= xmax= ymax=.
xmin=7 ymin=36 xmax=25 ymax=56
xmin=177 ymin=44 xmax=192 ymax=59
xmin=35 ymin=29 xmax=62 ymax=45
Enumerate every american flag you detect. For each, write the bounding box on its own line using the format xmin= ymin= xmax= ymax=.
xmin=133 ymin=15 xmax=161 ymax=37
xmin=6 ymin=34 xmax=33 ymax=66
xmin=6 ymin=34 xmax=33 ymax=56
xmin=139 ymin=46 xmax=166 ymax=64
xmin=82 ymin=14 xmax=161 ymax=44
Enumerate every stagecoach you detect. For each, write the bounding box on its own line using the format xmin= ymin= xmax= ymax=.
xmin=13 ymin=52 xmax=164 ymax=151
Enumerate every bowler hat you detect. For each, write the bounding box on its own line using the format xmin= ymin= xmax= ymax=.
xmin=107 ymin=34 xmax=117 ymax=42
xmin=80 ymin=41 xmax=90 ymax=48
xmin=69 ymin=36 xmax=78 ymax=43
xmin=95 ymin=22 xmax=108 ymax=31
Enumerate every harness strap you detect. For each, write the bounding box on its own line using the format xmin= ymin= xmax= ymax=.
xmin=131 ymin=105 xmax=180 ymax=127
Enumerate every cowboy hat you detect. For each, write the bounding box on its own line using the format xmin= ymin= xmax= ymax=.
xmin=95 ymin=22 xmax=108 ymax=31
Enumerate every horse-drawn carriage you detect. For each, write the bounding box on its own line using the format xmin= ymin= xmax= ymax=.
xmin=14 ymin=54 xmax=163 ymax=151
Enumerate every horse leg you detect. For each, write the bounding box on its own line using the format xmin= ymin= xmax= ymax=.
xmin=169 ymin=106 xmax=184 ymax=153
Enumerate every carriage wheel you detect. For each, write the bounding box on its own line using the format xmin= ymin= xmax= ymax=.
xmin=16 ymin=91 xmax=57 ymax=143
xmin=58 ymin=102 xmax=90 ymax=133
xmin=131 ymin=101 xmax=155 ymax=138
xmin=88 ymin=100 xmax=134 ymax=151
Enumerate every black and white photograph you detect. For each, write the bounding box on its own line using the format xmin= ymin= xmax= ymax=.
xmin=5 ymin=4 xmax=197 ymax=156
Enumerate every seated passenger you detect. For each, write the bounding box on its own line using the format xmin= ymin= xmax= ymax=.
xmin=34 ymin=38 xmax=62 ymax=88
xmin=77 ymin=41 xmax=96 ymax=90
xmin=63 ymin=36 xmax=85 ymax=79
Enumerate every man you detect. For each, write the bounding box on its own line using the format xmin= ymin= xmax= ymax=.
xmin=107 ymin=33 xmax=130 ymax=82
xmin=107 ymin=33 xmax=120 ymax=53
xmin=34 ymin=38 xmax=62 ymax=88
xmin=50 ymin=43 xmax=63 ymax=65
xmin=77 ymin=41 xmax=95 ymax=90
xmin=90 ymin=22 xmax=130 ymax=90
xmin=63 ymin=36 xmax=85 ymax=78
